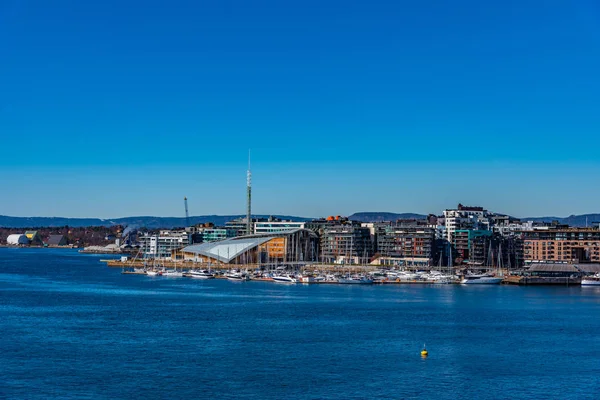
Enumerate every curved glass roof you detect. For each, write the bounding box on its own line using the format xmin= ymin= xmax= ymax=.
xmin=182 ymin=236 xmax=272 ymax=263
xmin=182 ymin=229 xmax=316 ymax=263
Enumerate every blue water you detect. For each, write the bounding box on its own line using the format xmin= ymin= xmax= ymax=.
xmin=2 ymin=248 xmax=600 ymax=399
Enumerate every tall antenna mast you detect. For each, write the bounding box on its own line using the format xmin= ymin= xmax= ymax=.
xmin=246 ymin=149 xmax=252 ymax=235
xmin=184 ymin=196 xmax=190 ymax=227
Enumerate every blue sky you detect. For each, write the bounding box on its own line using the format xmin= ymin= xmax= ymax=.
xmin=1 ymin=0 xmax=600 ymax=219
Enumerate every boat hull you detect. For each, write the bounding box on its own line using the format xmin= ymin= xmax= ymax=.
xmin=338 ymin=279 xmax=373 ymax=284
xmin=226 ymin=275 xmax=250 ymax=281
xmin=272 ymin=278 xmax=297 ymax=283
xmin=163 ymin=272 xmax=183 ymax=277
xmin=581 ymin=279 xmax=600 ymax=286
xmin=461 ymin=277 xmax=502 ymax=284
xmin=187 ymin=272 xmax=215 ymax=279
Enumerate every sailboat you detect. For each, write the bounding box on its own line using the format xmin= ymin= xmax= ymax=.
xmin=146 ymin=252 xmax=161 ymax=276
xmin=428 ymin=253 xmax=452 ymax=283
xmin=461 ymin=241 xmax=502 ymax=284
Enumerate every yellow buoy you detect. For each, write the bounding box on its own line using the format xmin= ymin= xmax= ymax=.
xmin=421 ymin=344 xmax=428 ymax=357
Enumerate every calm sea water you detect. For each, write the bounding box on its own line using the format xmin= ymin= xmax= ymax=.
xmin=1 ymin=248 xmax=600 ymax=399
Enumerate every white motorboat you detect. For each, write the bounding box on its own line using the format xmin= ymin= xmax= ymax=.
xmin=338 ymin=275 xmax=373 ymax=284
xmin=162 ymin=269 xmax=183 ymax=277
xmin=187 ymin=270 xmax=215 ymax=279
xmin=581 ymin=273 xmax=600 ymax=286
xmin=146 ymin=270 xmax=161 ymax=276
xmin=426 ymin=271 xmax=453 ymax=283
xmin=461 ymin=273 xmax=502 ymax=284
xmin=226 ymin=271 xmax=250 ymax=281
xmin=398 ymin=271 xmax=420 ymax=280
xmin=272 ymin=274 xmax=298 ymax=283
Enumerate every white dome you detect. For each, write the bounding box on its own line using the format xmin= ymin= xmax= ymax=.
xmin=7 ymin=234 xmax=29 ymax=245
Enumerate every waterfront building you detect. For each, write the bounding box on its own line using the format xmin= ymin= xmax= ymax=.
xmin=521 ymin=263 xmax=600 ymax=278
xmin=443 ymin=204 xmax=491 ymax=242
xmin=6 ymin=234 xmax=29 ymax=245
xmin=138 ymin=230 xmax=192 ymax=259
xmin=305 ymin=216 xmax=361 ymax=237
xmin=254 ymin=221 xmax=306 ymax=234
xmin=492 ymin=219 xmax=535 ymax=237
xmin=320 ymin=225 xmax=373 ymax=264
xmin=178 ymin=229 xmax=318 ymax=265
xmin=376 ymin=225 xmax=436 ymax=266
xmin=197 ymin=228 xmax=237 ymax=242
xmin=522 ymin=227 xmax=600 ymax=263
xmin=46 ymin=235 xmax=68 ymax=246
xmin=452 ymin=229 xmax=493 ymax=265
xmin=225 ymin=217 xmax=269 ymax=236
xmin=25 ymin=231 xmax=43 ymax=245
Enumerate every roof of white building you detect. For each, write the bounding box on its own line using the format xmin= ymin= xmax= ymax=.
xmin=181 ymin=229 xmax=315 ymax=263
xmin=182 ymin=236 xmax=273 ymax=263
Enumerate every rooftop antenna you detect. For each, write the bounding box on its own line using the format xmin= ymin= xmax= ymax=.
xmin=246 ymin=149 xmax=252 ymax=235
xmin=184 ymin=196 xmax=190 ymax=227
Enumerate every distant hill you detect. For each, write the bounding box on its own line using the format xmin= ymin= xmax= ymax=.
xmin=522 ymin=214 xmax=600 ymax=227
xmin=3 ymin=212 xmax=599 ymax=229
xmin=349 ymin=212 xmax=427 ymax=222
xmin=0 ymin=215 xmax=312 ymax=229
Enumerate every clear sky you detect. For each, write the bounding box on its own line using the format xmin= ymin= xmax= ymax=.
xmin=1 ymin=0 xmax=600 ymax=219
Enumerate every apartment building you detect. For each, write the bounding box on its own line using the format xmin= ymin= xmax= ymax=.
xmin=523 ymin=228 xmax=600 ymax=263
xmin=320 ymin=225 xmax=373 ymax=264
xmin=443 ymin=204 xmax=491 ymax=242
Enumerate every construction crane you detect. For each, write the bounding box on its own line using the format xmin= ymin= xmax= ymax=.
xmin=184 ymin=196 xmax=190 ymax=227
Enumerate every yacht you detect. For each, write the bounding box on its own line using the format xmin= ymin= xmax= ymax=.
xmin=146 ymin=270 xmax=161 ymax=276
xmin=226 ymin=270 xmax=250 ymax=281
xmin=338 ymin=275 xmax=373 ymax=284
xmin=581 ymin=273 xmax=600 ymax=286
xmin=187 ymin=270 xmax=215 ymax=279
xmin=461 ymin=273 xmax=502 ymax=284
xmin=398 ymin=271 xmax=420 ymax=280
xmin=272 ymin=274 xmax=298 ymax=283
xmin=426 ymin=271 xmax=453 ymax=284
xmin=162 ymin=269 xmax=183 ymax=277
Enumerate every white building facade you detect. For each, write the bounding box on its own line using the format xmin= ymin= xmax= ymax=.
xmin=254 ymin=221 xmax=306 ymax=234
xmin=139 ymin=230 xmax=191 ymax=259
xmin=443 ymin=204 xmax=491 ymax=242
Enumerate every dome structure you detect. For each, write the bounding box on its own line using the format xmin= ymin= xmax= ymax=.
xmin=7 ymin=234 xmax=29 ymax=245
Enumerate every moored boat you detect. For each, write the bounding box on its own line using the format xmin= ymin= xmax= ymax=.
xmin=581 ymin=273 xmax=600 ymax=286
xmin=272 ymin=274 xmax=298 ymax=283
xmin=226 ymin=270 xmax=250 ymax=281
xmin=187 ymin=270 xmax=215 ymax=279
xmin=162 ymin=269 xmax=183 ymax=277
xmin=460 ymin=273 xmax=502 ymax=285
xmin=338 ymin=275 xmax=373 ymax=284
